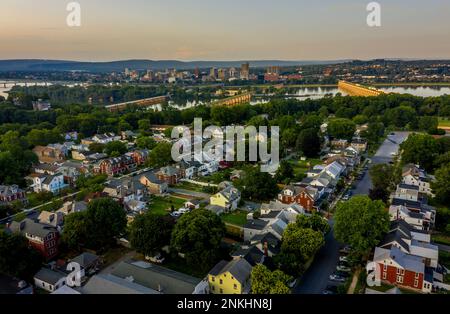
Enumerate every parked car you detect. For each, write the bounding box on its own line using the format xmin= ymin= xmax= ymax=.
xmin=170 ymin=211 xmax=181 ymax=218
xmin=329 ymin=274 xmax=346 ymax=282
xmin=145 ymin=253 xmax=165 ymax=264
xmin=287 ymin=279 xmax=297 ymax=288
xmin=339 ymin=256 xmax=349 ymax=263
xmin=178 ymin=208 xmax=190 ymax=214
xmin=336 ymin=264 xmax=351 ymax=272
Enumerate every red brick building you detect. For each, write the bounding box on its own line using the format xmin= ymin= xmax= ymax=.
xmin=278 ymin=185 xmax=317 ymax=212
xmin=156 ymin=166 xmax=182 ymax=185
xmin=373 ymin=246 xmax=433 ymax=293
xmin=0 ymin=185 xmax=27 ymax=204
xmin=9 ymin=219 xmax=59 ymax=261
xmin=94 ymin=155 xmax=136 ymax=176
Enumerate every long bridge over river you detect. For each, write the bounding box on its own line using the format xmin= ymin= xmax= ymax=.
xmin=338 ymin=80 xmax=385 ymax=96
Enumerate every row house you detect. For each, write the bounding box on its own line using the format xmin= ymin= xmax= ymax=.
xmin=0 ymin=185 xmax=27 ymax=204
xmin=350 ymin=138 xmax=368 ymax=153
xmin=378 ymin=220 xmax=439 ymax=269
xmin=402 ymin=164 xmax=434 ymax=196
xmin=391 ymin=198 xmax=436 ymax=229
xmin=9 ymin=218 xmax=59 ymax=260
xmin=81 ymin=133 xmax=121 ymax=146
xmin=278 ymin=184 xmax=324 ymax=212
xmin=389 ymin=205 xmax=434 ymax=231
xmin=128 ymin=149 xmax=150 ymax=166
xmin=93 ymin=155 xmax=136 ymax=176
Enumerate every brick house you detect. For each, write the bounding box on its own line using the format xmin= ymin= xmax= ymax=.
xmin=278 ymin=185 xmax=318 ymax=212
xmin=32 ymin=146 xmax=66 ymax=163
xmin=94 ymin=155 xmax=136 ymax=176
xmin=9 ymin=219 xmax=59 ymax=261
xmin=156 ymin=166 xmax=182 ymax=185
xmin=140 ymin=173 xmax=169 ymax=195
xmin=372 ymin=246 xmax=433 ymax=293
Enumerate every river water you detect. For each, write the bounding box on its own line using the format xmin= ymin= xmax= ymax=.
xmin=1 ymin=82 xmax=450 ymax=107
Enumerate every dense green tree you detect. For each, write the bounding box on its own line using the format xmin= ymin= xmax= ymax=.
xmin=0 ymin=231 xmax=42 ymax=280
xmin=418 ymin=116 xmax=439 ymax=134
xmin=237 ymin=167 xmax=279 ymax=201
xmin=251 ymin=264 xmax=292 ymax=294
xmin=432 ymin=164 xmax=450 ymax=206
xmin=296 ymin=213 xmax=330 ymax=234
xmin=104 ymin=141 xmax=128 ymax=157
xmin=88 ymin=142 xmax=106 ymax=154
xmin=136 ymin=136 xmax=157 ymax=150
xmin=62 ymin=198 xmax=127 ymax=250
xmin=275 ymin=160 xmax=294 ymax=183
xmin=369 ymin=164 xmax=398 ymax=202
xmin=147 ymin=142 xmax=173 ymax=168
xmin=276 ymin=225 xmax=324 ymax=276
xmin=129 ymin=213 xmax=173 ymax=256
xmin=400 ymin=133 xmax=440 ymax=171
xmin=170 ymin=209 xmax=225 ymax=273
xmin=328 ymin=118 xmax=356 ymax=140
xmin=334 ymin=196 xmax=389 ymax=258
xmin=296 ymin=128 xmax=321 ymax=158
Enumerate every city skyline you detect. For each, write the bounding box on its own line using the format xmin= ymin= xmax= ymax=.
xmin=2 ymin=0 xmax=450 ymax=61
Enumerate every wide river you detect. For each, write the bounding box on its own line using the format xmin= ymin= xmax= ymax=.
xmin=1 ymin=82 xmax=449 ymax=107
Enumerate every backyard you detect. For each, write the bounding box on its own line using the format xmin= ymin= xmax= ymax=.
xmin=148 ymin=196 xmax=186 ymax=216
xmin=288 ymin=158 xmax=322 ymax=177
xmin=220 ymin=210 xmax=248 ymax=227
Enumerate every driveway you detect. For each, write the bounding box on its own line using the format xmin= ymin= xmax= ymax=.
xmin=353 ymin=132 xmax=410 ymax=195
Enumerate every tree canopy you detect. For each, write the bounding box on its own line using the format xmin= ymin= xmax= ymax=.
xmin=334 ymin=196 xmax=390 ymax=257
xmin=251 ymin=264 xmax=292 ymax=294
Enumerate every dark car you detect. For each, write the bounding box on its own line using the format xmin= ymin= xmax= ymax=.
xmin=323 ymin=285 xmax=339 ymax=294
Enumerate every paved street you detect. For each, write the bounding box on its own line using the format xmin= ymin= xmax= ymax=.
xmin=353 ymin=132 xmax=410 ymax=195
xmin=294 ymin=132 xmax=411 ymax=294
xmin=294 ymin=220 xmax=342 ymax=294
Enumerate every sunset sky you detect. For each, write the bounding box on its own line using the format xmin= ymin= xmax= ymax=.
xmin=1 ymin=0 xmax=450 ymax=61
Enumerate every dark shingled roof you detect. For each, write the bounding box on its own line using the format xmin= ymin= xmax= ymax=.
xmin=244 ymin=219 xmax=269 ymax=231
xmin=34 ymin=268 xmax=66 ymax=285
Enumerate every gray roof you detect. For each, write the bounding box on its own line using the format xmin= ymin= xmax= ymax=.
xmin=208 ymin=258 xmax=252 ymax=284
xmin=111 ymin=261 xmax=200 ymax=294
xmin=231 ymin=246 xmax=264 ymax=266
xmin=71 ymin=252 xmax=100 ymax=269
xmin=34 ymin=268 xmax=66 ymax=285
xmin=398 ymin=183 xmax=420 ymax=191
xmin=9 ymin=218 xmax=58 ymax=239
xmin=82 ymin=274 xmax=158 ymax=294
xmin=244 ymin=219 xmax=269 ymax=231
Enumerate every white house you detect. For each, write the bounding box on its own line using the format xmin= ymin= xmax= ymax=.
xmin=30 ymin=173 xmax=67 ymax=194
xmin=34 ymin=268 xmax=67 ymax=293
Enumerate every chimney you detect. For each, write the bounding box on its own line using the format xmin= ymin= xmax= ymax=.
xmin=263 ymin=241 xmax=269 ymax=257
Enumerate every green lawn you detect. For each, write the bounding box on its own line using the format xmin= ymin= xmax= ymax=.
xmin=288 ymin=158 xmax=322 ymax=176
xmin=176 ymin=181 xmax=206 ymax=193
xmin=438 ymin=117 xmax=450 ymax=128
xmin=220 ymin=210 xmax=248 ymax=226
xmin=148 ymin=196 xmax=186 ymax=216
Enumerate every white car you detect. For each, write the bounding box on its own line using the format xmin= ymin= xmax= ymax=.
xmin=336 ymin=265 xmax=351 ymax=272
xmin=170 ymin=211 xmax=181 ymax=218
xmin=339 ymin=256 xmax=349 ymax=263
xmin=178 ymin=208 xmax=190 ymax=214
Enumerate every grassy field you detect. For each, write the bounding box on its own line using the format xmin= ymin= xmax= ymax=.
xmin=288 ymin=158 xmax=322 ymax=176
xmin=176 ymin=181 xmax=207 ymax=193
xmin=438 ymin=117 xmax=450 ymax=128
xmin=148 ymin=196 xmax=186 ymax=216
xmin=220 ymin=210 xmax=248 ymax=227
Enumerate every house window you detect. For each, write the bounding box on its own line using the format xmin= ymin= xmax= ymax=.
xmin=396 ymin=276 xmax=403 ymax=284
xmin=211 ymin=286 xmax=215 ymax=291
xmin=382 ymin=272 xmax=387 ymax=280
xmin=415 ymin=273 xmax=420 ymax=279
xmin=414 ymin=280 xmax=419 ymax=287
xmin=211 ymin=277 xmax=215 ymax=282
xmin=234 ymin=284 xmax=238 ymax=290
xmin=383 ymin=264 xmax=387 ymax=271
xmin=396 ymin=268 xmax=401 ymax=275
xmin=219 ymin=279 xmax=223 ymax=285
xmin=220 ymin=289 xmax=223 ymax=294
xmin=401 ymin=269 xmax=405 ymax=276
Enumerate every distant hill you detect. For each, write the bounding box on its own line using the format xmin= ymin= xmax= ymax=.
xmin=0 ymin=59 xmax=348 ymax=72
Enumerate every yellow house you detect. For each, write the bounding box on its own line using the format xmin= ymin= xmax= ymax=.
xmin=208 ymin=258 xmax=252 ymax=294
xmin=209 ymin=186 xmax=241 ymax=212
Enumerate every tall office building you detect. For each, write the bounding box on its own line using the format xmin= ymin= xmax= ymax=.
xmin=240 ymin=62 xmax=250 ymax=80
